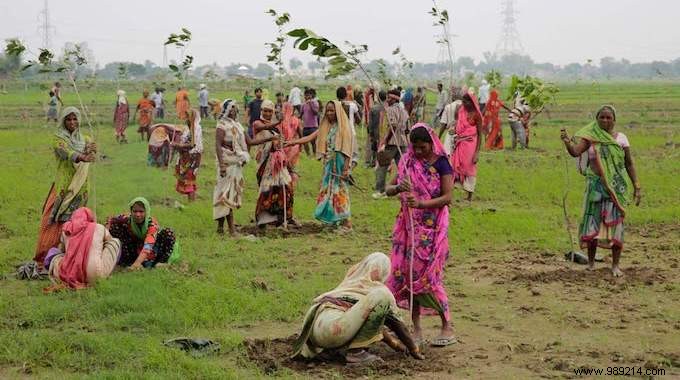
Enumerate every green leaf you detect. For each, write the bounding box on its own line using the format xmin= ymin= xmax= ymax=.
xmin=323 ymin=48 xmax=342 ymax=57
xmin=287 ymin=29 xmax=308 ymax=38
xmin=169 ymin=64 xmax=179 ymax=71
xmin=329 ymin=56 xmax=346 ymax=65
xmin=298 ymin=39 xmax=312 ymax=51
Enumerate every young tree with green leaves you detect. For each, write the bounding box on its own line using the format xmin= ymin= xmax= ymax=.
xmin=265 ymin=9 xmax=291 ymax=91
xmin=164 ymin=28 xmax=193 ymax=85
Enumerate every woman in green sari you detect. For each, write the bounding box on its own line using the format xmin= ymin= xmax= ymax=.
xmin=293 ymin=252 xmax=424 ymax=364
xmin=560 ymin=105 xmax=641 ymax=277
xmin=34 ymin=106 xmax=96 ymax=267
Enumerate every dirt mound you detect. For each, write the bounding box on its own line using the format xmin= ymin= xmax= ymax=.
xmin=238 ymin=222 xmax=326 ymax=238
xmin=510 ymin=266 xmax=667 ymax=287
xmin=243 ymin=335 xmax=455 ymax=378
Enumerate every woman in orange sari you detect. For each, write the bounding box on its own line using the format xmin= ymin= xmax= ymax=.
xmin=134 ymin=90 xmax=155 ymax=141
xmin=174 ymin=87 xmax=190 ymax=121
xmin=483 ymin=90 xmax=504 ymax=150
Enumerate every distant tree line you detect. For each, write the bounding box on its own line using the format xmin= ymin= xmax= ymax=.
xmin=2 ymin=41 xmax=679 ymax=82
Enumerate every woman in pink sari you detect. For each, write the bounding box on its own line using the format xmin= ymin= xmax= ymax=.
xmin=44 ymin=207 xmax=120 ymax=292
xmin=385 ymin=123 xmax=455 ymax=347
xmin=451 ymin=92 xmax=483 ymax=202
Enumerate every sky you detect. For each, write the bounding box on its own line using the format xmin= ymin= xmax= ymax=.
xmin=2 ymin=0 xmax=679 ymax=68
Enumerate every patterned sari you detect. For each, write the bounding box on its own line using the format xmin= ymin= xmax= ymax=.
xmin=175 ymin=111 xmax=203 ymax=195
xmin=574 ymin=121 xmax=629 ymax=248
xmin=35 ymin=107 xmax=91 ymax=265
xmin=254 ymin=117 xmax=294 ymax=226
xmin=314 ymin=101 xmax=354 ymax=225
xmin=387 ymin=124 xmax=451 ymax=322
xmin=113 ymin=99 xmax=129 ymax=139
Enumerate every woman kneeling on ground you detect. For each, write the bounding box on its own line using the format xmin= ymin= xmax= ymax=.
xmin=44 ymin=207 xmax=121 ymax=292
xmin=107 ymin=197 xmax=177 ymax=269
xmin=293 ymin=252 xmax=424 ymax=364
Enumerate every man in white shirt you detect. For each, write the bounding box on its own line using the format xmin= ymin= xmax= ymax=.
xmin=198 ymin=84 xmax=209 ymax=119
xmin=439 ymin=90 xmax=463 ymax=150
xmin=151 ymin=88 xmax=164 ymax=119
xmin=478 ymin=80 xmax=490 ymax=113
xmin=431 ymin=82 xmax=448 ymax=128
xmin=288 ymin=85 xmax=303 ymax=113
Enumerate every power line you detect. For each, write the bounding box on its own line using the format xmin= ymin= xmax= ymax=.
xmin=495 ymin=0 xmax=524 ymax=57
xmin=37 ymin=0 xmax=55 ymax=50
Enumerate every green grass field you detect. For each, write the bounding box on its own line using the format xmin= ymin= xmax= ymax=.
xmin=0 ymin=81 xmax=678 ymax=379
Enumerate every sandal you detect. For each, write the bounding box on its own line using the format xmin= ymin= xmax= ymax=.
xmin=430 ymin=336 xmax=458 ymax=347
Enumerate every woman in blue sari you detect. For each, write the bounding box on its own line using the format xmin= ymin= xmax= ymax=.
xmin=287 ymin=100 xmax=354 ymax=230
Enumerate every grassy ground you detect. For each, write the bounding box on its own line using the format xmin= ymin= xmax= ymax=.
xmin=0 ymin=82 xmax=678 ymax=379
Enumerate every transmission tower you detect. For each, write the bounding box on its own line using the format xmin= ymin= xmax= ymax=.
xmin=495 ymin=0 xmax=524 ymax=56
xmin=37 ymin=0 xmax=55 ymax=50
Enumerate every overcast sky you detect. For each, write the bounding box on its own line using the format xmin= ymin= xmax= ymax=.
xmin=2 ymin=0 xmax=679 ymax=68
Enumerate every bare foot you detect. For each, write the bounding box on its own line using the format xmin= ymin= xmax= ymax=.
xmin=216 ymin=227 xmax=224 ymax=235
xmin=586 ymin=263 xmax=595 ymax=271
xmin=611 ymin=266 xmax=623 ymax=277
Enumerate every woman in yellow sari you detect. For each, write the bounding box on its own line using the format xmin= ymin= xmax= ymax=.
xmin=34 ymin=107 xmax=96 ymax=267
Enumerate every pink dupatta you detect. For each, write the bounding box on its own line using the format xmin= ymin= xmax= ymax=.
xmin=59 ymin=207 xmax=96 ymax=289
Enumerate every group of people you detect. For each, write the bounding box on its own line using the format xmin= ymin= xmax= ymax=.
xmin=31 ymin=80 xmax=641 ymax=365
xmin=33 ymin=106 xmax=179 ymax=292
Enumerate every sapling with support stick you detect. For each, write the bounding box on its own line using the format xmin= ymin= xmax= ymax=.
xmin=429 ymin=0 xmax=455 ymax=88
xmin=5 ymin=38 xmax=100 ymax=216
xmin=289 ymin=29 xmax=423 ymax=327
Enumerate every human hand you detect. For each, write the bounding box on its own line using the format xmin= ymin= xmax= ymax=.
xmin=409 ymin=347 xmax=425 ymax=360
xmin=86 ymin=142 xmax=97 ymax=153
xmin=129 ymin=263 xmax=143 ymax=271
xmin=397 ymin=177 xmax=411 ymax=193
xmin=560 ymin=128 xmax=570 ymax=143
xmin=406 ymin=193 xmax=420 ymax=208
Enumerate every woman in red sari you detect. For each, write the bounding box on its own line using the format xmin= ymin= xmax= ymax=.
xmin=483 ymin=89 xmax=504 ymax=150
xmin=279 ymin=102 xmax=302 ymax=188
xmin=451 ymin=92 xmax=483 ymax=202
xmin=113 ymin=90 xmax=129 ymax=143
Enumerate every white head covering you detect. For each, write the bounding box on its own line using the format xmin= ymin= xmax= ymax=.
xmin=315 ymin=252 xmax=395 ymax=303
xmin=200 ymin=84 xmax=206 ymax=89
xmin=116 ymin=90 xmax=127 ymax=105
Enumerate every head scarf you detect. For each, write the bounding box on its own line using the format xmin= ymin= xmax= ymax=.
xmin=55 ymin=106 xmax=87 ymax=153
xmin=260 ymin=99 xmax=275 ymax=120
xmin=219 ymin=99 xmax=238 ymax=121
xmin=281 ymin=102 xmax=301 ymax=166
xmin=58 ymin=207 xmax=97 ymax=289
xmin=116 ymin=90 xmax=127 ymax=105
xmin=200 ymin=84 xmax=206 ymax=89
xmin=315 ymin=252 xmax=395 ymax=302
xmin=596 ymin=105 xmax=617 ymax=121
xmin=128 ymin=197 xmax=151 ymax=240
xmin=315 ymin=100 xmax=353 ymax=160
xmin=574 ymin=105 xmax=627 ymax=213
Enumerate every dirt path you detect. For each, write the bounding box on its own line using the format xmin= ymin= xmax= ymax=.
xmin=240 ymin=223 xmax=680 ymax=378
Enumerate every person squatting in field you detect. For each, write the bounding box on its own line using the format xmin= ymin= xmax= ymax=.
xmin=293 ymin=252 xmax=424 ymax=364
xmin=560 ymin=105 xmax=641 ymax=277
xmin=107 ymin=197 xmax=177 ymax=270
xmin=44 ymin=207 xmax=120 ymax=292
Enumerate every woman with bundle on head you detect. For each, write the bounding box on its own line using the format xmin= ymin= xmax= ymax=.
xmin=107 ymin=197 xmax=177 ymax=269
xmin=34 ymin=107 xmax=96 ymax=267
xmin=213 ymin=99 xmax=276 ymax=235
xmin=113 ymin=90 xmax=129 ymax=143
xmin=293 ymin=252 xmax=424 ymax=363
xmin=384 ymin=123 xmax=456 ymax=347
xmin=560 ymin=105 xmax=641 ymax=277
xmin=174 ymin=109 xmax=203 ymax=201
xmin=44 ymin=207 xmax=120 ymax=292
xmin=286 ymin=101 xmax=354 ymax=231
